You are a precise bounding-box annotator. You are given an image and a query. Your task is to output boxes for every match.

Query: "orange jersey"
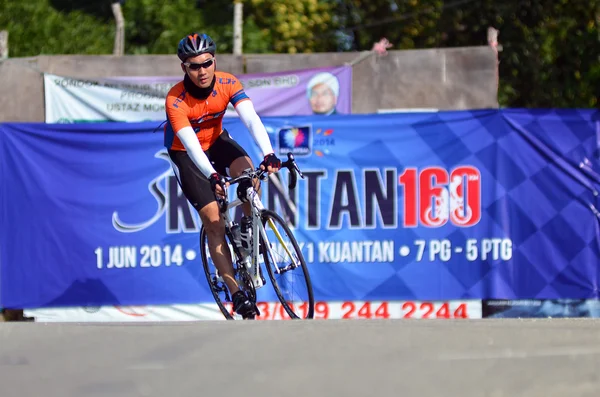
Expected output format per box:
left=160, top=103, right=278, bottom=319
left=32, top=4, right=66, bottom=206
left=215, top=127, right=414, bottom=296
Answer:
left=164, top=71, right=249, bottom=151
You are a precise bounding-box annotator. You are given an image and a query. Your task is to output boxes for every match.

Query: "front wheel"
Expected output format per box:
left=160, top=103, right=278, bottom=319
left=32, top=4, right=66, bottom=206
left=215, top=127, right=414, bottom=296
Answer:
left=200, top=226, right=234, bottom=320
left=260, top=209, right=315, bottom=319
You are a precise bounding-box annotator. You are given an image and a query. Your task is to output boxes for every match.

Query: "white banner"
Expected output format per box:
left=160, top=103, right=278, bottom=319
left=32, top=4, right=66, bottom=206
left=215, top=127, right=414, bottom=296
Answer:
left=43, top=66, right=353, bottom=123
left=24, top=300, right=482, bottom=322
left=44, top=74, right=180, bottom=123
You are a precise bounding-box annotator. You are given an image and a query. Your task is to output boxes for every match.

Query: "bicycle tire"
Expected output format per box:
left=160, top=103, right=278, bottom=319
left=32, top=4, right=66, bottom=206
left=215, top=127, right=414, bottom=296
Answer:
left=200, top=225, right=234, bottom=320
left=260, top=209, right=315, bottom=319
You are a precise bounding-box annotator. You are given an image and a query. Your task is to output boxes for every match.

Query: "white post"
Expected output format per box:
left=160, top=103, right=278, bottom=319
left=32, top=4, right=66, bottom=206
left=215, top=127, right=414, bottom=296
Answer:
left=112, top=2, right=125, bottom=56
left=597, top=5, right=599, bottom=62
left=0, top=30, right=8, bottom=59
left=487, top=27, right=501, bottom=100
left=233, top=1, right=243, bottom=55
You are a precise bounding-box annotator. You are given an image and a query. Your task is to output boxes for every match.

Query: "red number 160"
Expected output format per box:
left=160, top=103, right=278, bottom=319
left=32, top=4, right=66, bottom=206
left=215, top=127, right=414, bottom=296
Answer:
left=399, top=166, right=481, bottom=228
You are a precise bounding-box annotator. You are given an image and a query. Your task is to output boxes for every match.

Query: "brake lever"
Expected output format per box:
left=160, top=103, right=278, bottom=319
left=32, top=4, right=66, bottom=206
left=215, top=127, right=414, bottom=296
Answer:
left=216, top=187, right=229, bottom=213
left=294, top=162, right=304, bottom=179
left=285, top=152, right=304, bottom=179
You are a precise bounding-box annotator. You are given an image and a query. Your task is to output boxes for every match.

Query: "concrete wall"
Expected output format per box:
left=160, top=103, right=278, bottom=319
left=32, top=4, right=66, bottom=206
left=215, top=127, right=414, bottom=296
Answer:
left=0, top=46, right=498, bottom=122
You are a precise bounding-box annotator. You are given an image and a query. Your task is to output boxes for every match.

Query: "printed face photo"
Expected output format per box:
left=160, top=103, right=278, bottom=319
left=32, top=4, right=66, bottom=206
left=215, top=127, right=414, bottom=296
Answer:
left=309, top=83, right=337, bottom=114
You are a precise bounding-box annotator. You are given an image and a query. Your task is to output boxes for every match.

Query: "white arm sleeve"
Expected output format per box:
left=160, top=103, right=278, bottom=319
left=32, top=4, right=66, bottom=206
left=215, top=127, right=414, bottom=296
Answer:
left=176, top=126, right=217, bottom=178
left=235, top=100, right=275, bottom=157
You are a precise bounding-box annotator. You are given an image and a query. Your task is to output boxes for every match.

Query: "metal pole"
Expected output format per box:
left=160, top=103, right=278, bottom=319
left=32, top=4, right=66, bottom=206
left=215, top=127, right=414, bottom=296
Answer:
left=0, top=30, right=8, bottom=59
left=112, top=2, right=125, bottom=56
left=233, top=1, right=243, bottom=55
left=596, top=4, right=599, bottom=62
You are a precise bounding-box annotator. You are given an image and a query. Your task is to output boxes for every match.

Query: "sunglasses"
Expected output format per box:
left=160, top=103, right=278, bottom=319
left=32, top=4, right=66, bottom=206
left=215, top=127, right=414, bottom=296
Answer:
left=183, top=58, right=215, bottom=70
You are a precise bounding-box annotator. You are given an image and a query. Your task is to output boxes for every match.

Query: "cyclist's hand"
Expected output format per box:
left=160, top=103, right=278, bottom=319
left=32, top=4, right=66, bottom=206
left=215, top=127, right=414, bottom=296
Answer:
left=209, top=172, right=228, bottom=198
left=260, top=153, right=281, bottom=175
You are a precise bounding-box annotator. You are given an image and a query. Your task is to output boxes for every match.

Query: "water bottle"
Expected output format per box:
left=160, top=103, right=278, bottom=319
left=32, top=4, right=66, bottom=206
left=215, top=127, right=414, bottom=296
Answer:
left=230, top=222, right=242, bottom=248
left=240, top=215, right=252, bottom=252
left=230, top=223, right=249, bottom=262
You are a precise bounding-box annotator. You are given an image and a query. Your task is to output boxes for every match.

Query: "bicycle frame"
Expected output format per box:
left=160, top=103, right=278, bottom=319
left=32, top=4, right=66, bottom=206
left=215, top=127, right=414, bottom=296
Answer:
left=220, top=178, right=298, bottom=289
left=219, top=182, right=264, bottom=288
left=216, top=153, right=303, bottom=291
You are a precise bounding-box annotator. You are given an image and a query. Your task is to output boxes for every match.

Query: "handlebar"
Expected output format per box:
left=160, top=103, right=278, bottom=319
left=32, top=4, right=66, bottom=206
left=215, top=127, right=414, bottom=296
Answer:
left=225, top=152, right=304, bottom=190
left=216, top=152, right=304, bottom=212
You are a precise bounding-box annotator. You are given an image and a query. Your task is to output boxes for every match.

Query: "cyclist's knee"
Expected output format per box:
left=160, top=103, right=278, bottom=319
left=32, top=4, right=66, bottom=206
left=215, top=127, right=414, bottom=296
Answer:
left=236, top=178, right=255, bottom=202
left=230, top=156, right=253, bottom=177
left=204, top=219, right=225, bottom=246
left=199, top=203, right=224, bottom=237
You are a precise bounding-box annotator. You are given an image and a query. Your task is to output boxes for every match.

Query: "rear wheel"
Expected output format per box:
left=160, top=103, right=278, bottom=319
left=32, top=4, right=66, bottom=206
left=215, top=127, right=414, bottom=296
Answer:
left=260, top=209, right=314, bottom=319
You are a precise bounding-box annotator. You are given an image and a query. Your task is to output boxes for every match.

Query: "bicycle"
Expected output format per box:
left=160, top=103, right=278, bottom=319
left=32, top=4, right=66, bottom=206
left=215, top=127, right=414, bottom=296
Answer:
left=199, top=152, right=315, bottom=320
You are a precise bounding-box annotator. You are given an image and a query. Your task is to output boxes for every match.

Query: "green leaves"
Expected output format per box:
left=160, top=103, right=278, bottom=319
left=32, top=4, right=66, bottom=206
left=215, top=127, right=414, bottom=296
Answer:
left=334, top=0, right=444, bottom=51
left=243, top=0, right=338, bottom=53
left=0, top=0, right=113, bottom=56
left=436, top=0, right=599, bottom=107
left=121, top=0, right=207, bottom=54
left=1, top=0, right=597, bottom=107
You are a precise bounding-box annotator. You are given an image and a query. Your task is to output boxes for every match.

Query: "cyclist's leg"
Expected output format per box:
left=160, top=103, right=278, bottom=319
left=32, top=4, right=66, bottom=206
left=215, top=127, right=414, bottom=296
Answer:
left=198, top=202, right=241, bottom=295
left=230, top=157, right=258, bottom=217
left=167, top=148, right=240, bottom=296
left=200, top=202, right=254, bottom=316
left=207, top=129, right=261, bottom=216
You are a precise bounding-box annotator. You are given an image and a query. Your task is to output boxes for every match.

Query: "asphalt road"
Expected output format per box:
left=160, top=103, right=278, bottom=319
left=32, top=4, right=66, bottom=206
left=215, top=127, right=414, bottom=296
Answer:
left=1, top=318, right=600, bottom=397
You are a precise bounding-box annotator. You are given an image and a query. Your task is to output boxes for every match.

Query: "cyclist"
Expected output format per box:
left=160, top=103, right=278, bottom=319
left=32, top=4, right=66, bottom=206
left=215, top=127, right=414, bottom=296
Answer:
left=164, top=32, right=282, bottom=319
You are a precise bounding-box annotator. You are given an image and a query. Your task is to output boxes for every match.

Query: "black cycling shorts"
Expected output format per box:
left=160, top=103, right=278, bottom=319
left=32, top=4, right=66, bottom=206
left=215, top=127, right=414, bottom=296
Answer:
left=168, top=129, right=250, bottom=211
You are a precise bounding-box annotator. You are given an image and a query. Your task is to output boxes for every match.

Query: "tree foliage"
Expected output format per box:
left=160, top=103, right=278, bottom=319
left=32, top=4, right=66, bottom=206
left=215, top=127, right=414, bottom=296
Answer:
left=0, top=0, right=113, bottom=56
left=0, top=0, right=597, bottom=107
left=242, top=0, right=338, bottom=53
left=435, top=0, right=599, bottom=108
left=334, top=0, right=444, bottom=51
left=120, top=0, right=206, bottom=54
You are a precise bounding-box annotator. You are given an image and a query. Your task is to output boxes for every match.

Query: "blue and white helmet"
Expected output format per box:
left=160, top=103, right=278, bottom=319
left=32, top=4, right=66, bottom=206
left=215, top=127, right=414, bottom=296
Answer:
left=177, top=33, right=216, bottom=62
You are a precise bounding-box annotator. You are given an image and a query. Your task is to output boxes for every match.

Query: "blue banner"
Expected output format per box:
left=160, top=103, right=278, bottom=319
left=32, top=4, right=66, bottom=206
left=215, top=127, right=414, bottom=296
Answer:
left=1, top=109, right=599, bottom=308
